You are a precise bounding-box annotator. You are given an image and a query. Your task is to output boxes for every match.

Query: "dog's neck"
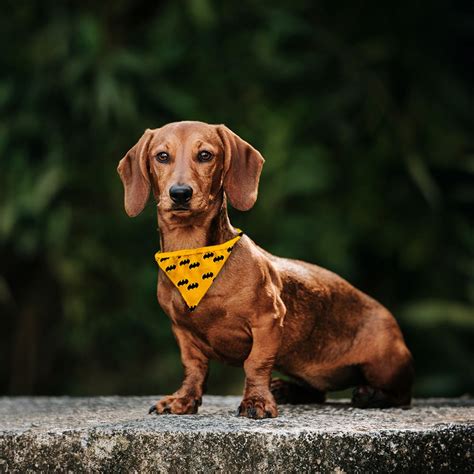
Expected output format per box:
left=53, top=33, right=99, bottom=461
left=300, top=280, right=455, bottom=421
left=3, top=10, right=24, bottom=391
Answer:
left=157, top=195, right=237, bottom=252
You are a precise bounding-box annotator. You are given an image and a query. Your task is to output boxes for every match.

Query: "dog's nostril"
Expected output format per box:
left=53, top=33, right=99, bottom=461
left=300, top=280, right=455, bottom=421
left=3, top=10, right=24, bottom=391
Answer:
left=169, top=184, right=193, bottom=204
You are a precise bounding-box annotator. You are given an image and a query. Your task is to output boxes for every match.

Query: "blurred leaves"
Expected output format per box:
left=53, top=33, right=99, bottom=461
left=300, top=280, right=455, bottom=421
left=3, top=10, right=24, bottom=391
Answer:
left=0, top=0, right=473, bottom=397
left=401, top=300, right=474, bottom=328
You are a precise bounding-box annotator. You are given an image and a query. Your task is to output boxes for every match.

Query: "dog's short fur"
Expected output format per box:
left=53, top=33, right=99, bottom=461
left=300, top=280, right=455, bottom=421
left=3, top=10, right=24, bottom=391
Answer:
left=118, top=121, right=414, bottom=419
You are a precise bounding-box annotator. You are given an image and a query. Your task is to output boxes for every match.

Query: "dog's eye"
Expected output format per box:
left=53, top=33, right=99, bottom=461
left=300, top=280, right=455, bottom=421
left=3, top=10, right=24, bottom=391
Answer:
left=198, top=150, right=213, bottom=162
left=156, top=152, right=170, bottom=163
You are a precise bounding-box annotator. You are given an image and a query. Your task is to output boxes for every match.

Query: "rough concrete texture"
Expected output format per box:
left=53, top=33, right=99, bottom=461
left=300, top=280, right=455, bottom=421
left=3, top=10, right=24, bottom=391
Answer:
left=0, top=396, right=472, bottom=473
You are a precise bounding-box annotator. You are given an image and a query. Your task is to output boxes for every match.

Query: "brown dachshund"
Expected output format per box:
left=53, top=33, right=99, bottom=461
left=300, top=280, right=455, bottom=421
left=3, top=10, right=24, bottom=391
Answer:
left=118, top=121, right=413, bottom=419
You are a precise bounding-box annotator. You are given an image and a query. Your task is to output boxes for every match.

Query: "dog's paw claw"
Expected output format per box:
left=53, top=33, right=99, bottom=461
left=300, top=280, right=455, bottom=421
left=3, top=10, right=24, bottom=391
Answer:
left=247, top=407, right=257, bottom=419
left=150, top=395, right=201, bottom=415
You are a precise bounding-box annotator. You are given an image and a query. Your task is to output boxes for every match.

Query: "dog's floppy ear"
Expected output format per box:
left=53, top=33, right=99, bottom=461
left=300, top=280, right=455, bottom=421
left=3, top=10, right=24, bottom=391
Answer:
left=117, top=129, right=153, bottom=217
left=217, top=125, right=265, bottom=211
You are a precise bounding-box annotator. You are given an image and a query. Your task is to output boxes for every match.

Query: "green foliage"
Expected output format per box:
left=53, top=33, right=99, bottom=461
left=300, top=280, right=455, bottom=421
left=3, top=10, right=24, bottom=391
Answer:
left=0, top=0, right=472, bottom=396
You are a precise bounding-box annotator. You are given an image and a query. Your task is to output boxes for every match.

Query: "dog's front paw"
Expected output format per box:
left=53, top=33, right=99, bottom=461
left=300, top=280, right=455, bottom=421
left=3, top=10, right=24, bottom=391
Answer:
left=148, top=395, right=201, bottom=415
left=238, top=394, right=278, bottom=419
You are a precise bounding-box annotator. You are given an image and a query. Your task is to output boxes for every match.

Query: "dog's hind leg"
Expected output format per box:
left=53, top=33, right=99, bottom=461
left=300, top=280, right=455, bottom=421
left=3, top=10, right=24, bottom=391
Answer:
left=270, top=378, right=326, bottom=405
left=352, top=341, right=414, bottom=408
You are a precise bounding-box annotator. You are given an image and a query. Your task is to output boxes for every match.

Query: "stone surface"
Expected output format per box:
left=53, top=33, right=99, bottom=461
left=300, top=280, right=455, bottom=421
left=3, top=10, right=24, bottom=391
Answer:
left=0, top=396, right=472, bottom=472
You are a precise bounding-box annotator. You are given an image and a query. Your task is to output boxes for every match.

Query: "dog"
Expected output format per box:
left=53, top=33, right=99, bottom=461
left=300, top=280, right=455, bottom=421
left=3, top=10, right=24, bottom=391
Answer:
left=117, top=121, right=414, bottom=419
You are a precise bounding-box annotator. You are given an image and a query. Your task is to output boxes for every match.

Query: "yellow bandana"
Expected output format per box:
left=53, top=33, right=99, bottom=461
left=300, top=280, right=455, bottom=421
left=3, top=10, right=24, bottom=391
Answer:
left=155, top=231, right=243, bottom=311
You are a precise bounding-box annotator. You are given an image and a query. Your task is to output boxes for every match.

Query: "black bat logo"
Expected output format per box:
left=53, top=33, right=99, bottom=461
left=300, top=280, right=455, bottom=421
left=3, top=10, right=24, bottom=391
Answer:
left=165, top=265, right=176, bottom=272
left=227, top=246, right=234, bottom=252
left=202, top=272, right=214, bottom=280
left=203, top=252, right=214, bottom=259
left=177, top=279, right=189, bottom=286
left=213, top=255, right=224, bottom=262
left=160, top=257, right=169, bottom=262
left=187, top=282, right=199, bottom=290
left=188, top=305, right=197, bottom=312
left=180, top=259, right=190, bottom=266
left=189, top=262, right=200, bottom=269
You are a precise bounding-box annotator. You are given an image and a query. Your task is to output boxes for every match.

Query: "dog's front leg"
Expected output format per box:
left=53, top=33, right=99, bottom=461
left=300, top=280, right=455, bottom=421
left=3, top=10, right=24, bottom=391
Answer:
left=238, top=318, right=282, bottom=419
left=149, top=325, right=208, bottom=415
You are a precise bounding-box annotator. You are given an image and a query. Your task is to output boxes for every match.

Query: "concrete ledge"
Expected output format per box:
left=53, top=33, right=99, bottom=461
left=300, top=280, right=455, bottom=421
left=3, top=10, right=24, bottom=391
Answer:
left=0, top=396, right=472, bottom=473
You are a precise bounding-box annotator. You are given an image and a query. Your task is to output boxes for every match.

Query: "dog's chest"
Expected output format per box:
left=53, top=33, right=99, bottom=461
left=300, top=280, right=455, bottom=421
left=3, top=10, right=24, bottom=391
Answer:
left=157, top=252, right=258, bottom=363
left=193, top=314, right=252, bottom=363
left=167, top=292, right=253, bottom=364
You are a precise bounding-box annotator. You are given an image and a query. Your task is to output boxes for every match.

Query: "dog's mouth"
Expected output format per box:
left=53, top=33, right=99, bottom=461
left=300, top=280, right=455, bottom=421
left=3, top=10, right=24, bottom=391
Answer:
left=170, top=205, right=192, bottom=213
left=162, top=198, right=208, bottom=215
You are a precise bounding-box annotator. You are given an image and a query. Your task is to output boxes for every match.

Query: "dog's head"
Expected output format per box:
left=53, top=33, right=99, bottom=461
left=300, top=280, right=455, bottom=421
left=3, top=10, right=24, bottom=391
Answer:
left=117, top=121, right=265, bottom=218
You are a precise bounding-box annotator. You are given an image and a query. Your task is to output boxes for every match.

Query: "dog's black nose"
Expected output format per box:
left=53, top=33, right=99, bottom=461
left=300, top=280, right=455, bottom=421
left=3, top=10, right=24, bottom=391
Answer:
left=169, top=184, right=193, bottom=204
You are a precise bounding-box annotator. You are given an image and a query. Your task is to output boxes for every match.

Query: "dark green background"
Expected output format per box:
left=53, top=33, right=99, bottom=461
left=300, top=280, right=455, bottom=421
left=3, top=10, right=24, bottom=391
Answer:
left=1, top=0, right=473, bottom=397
